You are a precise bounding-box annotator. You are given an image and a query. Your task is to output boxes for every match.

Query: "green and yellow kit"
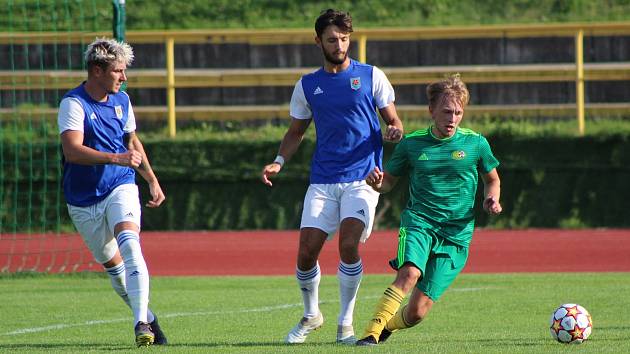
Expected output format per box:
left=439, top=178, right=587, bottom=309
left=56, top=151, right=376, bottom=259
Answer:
left=386, top=126, right=499, bottom=300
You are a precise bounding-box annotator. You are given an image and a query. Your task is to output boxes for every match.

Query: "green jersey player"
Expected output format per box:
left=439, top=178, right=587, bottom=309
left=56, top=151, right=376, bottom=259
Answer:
left=357, top=74, right=502, bottom=346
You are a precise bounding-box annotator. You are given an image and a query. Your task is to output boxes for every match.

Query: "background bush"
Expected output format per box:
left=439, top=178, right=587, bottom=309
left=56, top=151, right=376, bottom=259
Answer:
left=4, top=132, right=630, bottom=231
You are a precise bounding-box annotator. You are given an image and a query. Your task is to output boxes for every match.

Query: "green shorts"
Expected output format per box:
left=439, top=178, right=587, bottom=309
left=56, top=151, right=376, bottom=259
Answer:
left=389, top=226, right=469, bottom=301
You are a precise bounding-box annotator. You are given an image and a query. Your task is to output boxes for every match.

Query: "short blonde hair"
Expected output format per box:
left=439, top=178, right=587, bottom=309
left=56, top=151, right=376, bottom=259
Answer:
left=84, top=37, right=134, bottom=70
left=426, top=73, right=470, bottom=109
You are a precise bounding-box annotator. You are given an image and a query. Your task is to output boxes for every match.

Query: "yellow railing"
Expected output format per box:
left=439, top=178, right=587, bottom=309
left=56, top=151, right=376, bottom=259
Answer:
left=2, top=21, right=630, bottom=136
left=4, top=63, right=628, bottom=89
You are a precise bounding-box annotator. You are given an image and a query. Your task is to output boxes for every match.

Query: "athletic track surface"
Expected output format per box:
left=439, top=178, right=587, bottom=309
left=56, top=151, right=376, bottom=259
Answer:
left=3, top=230, right=629, bottom=275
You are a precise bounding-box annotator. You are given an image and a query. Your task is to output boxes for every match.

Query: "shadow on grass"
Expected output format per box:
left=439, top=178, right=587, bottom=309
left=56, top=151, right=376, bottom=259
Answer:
left=0, top=343, right=131, bottom=351
left=460, top=338, right=543, bottom=347
left=0, top=341, right=353, bottom=350
left=164, top=341, right=341, bottom=348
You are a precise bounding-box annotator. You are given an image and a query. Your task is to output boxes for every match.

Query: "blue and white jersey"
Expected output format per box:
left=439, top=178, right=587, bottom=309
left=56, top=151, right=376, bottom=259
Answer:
left=57, top=83, right=136, bottom=207
left=290, top=59, right=395, bottom=184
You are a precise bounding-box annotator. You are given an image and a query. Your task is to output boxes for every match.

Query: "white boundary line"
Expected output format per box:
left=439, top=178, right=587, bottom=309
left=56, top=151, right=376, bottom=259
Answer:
left=2, top=288, right=490, bottom=336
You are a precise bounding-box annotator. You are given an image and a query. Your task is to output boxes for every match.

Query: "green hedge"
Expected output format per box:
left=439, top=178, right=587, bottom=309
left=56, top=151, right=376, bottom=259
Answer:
left=3, top=134, right=630, bottom=232
left=140, top=134, right=630, bottom=230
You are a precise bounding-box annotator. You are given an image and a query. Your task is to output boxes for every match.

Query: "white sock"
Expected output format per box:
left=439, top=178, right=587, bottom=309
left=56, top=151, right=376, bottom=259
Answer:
left=296, top=263, right=321, bottom=318
left=117, top=230, right=150, bottom=325
left=105, top=262, right=155, bottom=323
left=337, top=259, right=363, bottom=326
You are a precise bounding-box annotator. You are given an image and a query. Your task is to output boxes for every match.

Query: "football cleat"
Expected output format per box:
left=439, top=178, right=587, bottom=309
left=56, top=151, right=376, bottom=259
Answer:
left=336, top=325, right=356, bottom=344
left=284, top=312, right=324, bottom=344
left=150, top=316, right=168, bottom=345
left=379, top=328, right=393, bottom=343
left=355, top=335, right=378, bottom=346
left=134, top=321, right=154, bottom=347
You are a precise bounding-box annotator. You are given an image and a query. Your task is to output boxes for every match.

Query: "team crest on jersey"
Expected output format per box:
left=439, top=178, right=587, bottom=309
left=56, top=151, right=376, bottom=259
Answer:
left=114, top=105, right=123, bottom=119
left=350, top=77, right=361, bottom=90
left=451, top=150, right=466, bottom=160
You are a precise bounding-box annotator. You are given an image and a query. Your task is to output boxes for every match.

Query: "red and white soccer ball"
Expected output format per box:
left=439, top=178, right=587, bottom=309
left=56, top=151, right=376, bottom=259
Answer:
left=549, top=303, right=592, bottom=344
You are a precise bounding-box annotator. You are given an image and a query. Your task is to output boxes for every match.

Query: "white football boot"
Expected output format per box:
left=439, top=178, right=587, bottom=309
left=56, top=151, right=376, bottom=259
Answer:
left=284, top=312, right=324, bottom=344
left=336, top=324, right=356, bottom=344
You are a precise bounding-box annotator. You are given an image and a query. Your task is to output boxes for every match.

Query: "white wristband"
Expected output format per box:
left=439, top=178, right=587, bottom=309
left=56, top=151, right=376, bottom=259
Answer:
left=273, top=155, right=285, bottom=167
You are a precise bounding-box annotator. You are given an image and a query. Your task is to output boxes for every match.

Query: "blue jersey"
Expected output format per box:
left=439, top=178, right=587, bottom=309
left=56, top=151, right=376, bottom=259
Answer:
left=59, top=84, right=136, bottom=207
left=296, top=59, right=390, bottom=184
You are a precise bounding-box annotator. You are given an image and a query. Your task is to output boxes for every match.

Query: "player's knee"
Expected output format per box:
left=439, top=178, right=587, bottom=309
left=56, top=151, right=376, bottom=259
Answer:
left=113, top=221, right=139, bottom=236
left=297, top=244, right=324, bottom=265
left=395, top=265, right=421, bottom=290
left=338, top=241, right=359, bottom=262
left=407, top=297, right=433, bottom=325
left=116, top=230, right=144, bottom=264
left=406, top=304, right=430, bottom=326
left=339, top=216, right=365, bottom=233
left=406, top=311, right=425, bottom=327
left=297, top=250, right=319, bottom=270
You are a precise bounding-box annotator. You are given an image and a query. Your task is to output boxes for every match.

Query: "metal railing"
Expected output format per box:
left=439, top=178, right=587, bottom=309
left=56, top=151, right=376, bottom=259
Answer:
left=2, top=21, right=630, bottom=136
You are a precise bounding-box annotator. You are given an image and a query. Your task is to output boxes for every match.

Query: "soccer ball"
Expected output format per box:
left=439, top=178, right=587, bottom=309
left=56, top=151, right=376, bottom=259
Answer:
left=549, top=303, right=592, bottom=344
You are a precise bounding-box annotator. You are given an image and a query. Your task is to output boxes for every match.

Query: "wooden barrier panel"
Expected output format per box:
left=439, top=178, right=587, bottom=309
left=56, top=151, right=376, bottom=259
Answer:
left=4, top=102, right=629, bottom=121
left=2, top=62, right=630, bottom=90
left=2, top=22, right=630, bottom=133
left=3, top=22, right=630, bottom=45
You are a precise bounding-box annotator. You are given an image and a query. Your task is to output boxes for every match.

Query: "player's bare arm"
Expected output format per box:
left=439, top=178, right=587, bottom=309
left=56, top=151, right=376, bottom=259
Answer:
left=126, top=132, right=165, bottom=208
left=481, top=168, right=502, bottom=215
left=261, top=118, right=311, bottom=187
left=366, top=166, right=399, bottom=193
left=378, top=103, right=403, bottom=142
left=60, top=130, right=142, bottom=167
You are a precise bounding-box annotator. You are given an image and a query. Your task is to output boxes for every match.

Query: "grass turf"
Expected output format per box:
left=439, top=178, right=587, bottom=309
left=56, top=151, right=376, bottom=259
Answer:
left=0, top=273, right=628, bottom=353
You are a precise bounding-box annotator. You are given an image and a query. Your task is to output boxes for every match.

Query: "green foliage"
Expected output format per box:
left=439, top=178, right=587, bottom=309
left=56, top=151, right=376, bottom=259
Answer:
left=1, top=0, right=630, bottom=32
left=3, top=132, right=630, bottom=231
left=138, top=133, right=630, bottom=230
left=0, top=273, right=629, bottom=352
left=138, top=117, right=630, bottom=142
left=0, top=0, right=107, bottom=32
left=123, top=0, right=630, bottom=29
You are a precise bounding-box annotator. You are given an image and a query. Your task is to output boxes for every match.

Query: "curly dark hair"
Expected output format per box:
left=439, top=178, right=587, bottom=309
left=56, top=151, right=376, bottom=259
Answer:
left=315, top=9, right=353, bottom=38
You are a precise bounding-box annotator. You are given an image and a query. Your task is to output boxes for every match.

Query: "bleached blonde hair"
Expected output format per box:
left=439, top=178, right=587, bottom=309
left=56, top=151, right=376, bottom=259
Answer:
left=84, top=37, right=134, bottom=71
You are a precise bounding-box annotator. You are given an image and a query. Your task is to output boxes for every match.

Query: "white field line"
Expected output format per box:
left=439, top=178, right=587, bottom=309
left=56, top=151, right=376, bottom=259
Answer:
left=2, top=287, right=490, bottom=336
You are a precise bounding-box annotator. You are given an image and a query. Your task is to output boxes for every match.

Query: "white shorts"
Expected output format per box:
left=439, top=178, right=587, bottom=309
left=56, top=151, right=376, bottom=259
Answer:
left=67, top=184, right=142, bottom=264
left=300, top=181, right=380, bottom=242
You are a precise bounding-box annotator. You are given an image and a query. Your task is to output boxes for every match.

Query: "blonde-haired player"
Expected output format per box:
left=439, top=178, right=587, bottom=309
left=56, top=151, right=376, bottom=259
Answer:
left=58, top=38, right=166, bottom=347
left=357, top=74, right=502, bottom=345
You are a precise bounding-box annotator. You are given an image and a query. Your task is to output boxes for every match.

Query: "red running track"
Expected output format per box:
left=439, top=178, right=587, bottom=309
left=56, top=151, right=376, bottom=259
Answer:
left=2, top=229, right=629, bottom=275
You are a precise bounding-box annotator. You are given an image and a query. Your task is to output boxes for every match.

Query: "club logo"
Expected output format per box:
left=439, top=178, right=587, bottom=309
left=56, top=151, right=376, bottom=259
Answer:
left=451, top=150, right=466, bottom=160
left=115, top=105, right=123, bottom=119
left=350, top=77, right=361, bottom=90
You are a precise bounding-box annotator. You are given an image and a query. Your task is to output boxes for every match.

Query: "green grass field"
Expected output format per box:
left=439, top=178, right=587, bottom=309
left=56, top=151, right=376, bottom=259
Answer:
left=1, top=273, right=628, bottom=353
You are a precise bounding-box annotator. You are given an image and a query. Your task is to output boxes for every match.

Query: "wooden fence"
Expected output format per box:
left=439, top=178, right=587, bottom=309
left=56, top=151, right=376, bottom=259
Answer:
left=2, top=21, right=630, bottom=136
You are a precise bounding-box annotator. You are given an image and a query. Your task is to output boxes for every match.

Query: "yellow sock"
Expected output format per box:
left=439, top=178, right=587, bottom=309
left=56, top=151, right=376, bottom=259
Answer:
left=362, top=285, right=405, bottom=341
left=385, top=304, right=414, bottom=331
